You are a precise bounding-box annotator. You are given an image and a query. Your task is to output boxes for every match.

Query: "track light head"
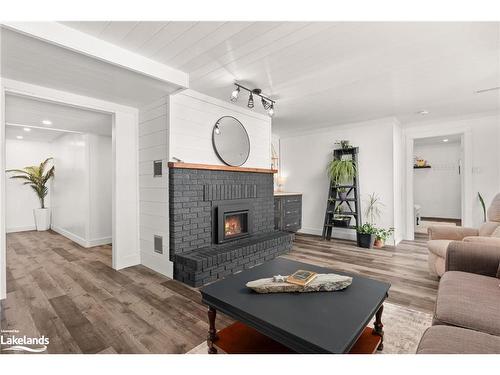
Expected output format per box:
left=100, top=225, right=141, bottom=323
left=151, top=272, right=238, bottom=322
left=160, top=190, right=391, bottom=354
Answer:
left=261, top=98, right=271, bottom=110
left=267, top=103, right=274, bottom=117
left=247, top=93, right=254, bottom=108
left=230, top=86, right=240, bottom=102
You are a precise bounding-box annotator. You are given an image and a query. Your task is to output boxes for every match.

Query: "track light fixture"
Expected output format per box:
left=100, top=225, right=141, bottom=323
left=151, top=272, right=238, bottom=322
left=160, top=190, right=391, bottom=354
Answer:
left=230, top=86, right=240, bottom=102
left=230, top=83, right=276, bottom=117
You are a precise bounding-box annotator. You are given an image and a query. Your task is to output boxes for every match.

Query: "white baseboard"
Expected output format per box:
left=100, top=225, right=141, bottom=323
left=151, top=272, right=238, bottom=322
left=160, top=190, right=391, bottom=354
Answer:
left=299, top=226, right=357, bottom=241
left=114, top=252, right=141, bottom=270
left=6, top=225, right=36, bottom=233
left=140, top=250, right=173, bottom=278
left=52, top=226, right=112, bottom=248
left=52, top=226, right=88, bottom=247
left=87, top=237, right=112, bottom=247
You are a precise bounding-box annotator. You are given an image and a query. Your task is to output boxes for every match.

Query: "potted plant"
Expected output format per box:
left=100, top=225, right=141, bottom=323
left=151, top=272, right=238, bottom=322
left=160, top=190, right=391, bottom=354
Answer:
left=334, top=140, right=352, bottom=150
left=356, top=193, right=385, bottom=249
left=6, top=158, right=55, bottom=231
left=356, top=223, right=377, bottom=248
left=337, top=188, right=349, bottom=201
left=374, top=227, right=394, bottom=248
left=331, top=205, right=352, bottom=228
left=326, top=158, right=356, bottom=188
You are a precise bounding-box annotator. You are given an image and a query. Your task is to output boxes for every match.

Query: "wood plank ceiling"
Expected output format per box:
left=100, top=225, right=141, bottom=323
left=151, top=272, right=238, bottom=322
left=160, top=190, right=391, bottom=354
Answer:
left=61, top=22, right=500, bottom=134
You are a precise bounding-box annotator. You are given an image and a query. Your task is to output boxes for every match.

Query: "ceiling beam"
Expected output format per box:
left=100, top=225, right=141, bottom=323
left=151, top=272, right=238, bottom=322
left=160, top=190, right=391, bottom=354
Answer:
left=1, top=22, right=189, bottom=89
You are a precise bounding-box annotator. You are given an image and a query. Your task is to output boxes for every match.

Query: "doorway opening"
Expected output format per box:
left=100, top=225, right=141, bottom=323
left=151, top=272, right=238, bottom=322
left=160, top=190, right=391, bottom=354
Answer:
left=5, top=93, right=113, bottom=264
left=412, top=134, right=464, bottom=238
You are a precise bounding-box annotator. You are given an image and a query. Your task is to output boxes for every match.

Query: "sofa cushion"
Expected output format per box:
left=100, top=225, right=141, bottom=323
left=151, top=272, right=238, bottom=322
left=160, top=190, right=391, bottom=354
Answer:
left=417, top=326, right=500, bottom=354
left=434, top=271, right=500, bottom=336
left=492, top=226, right=500, bottom=238
left=427, top=240, right=452, bottom=258
left=478, top=222, right=500, bottom=236
left=487, top=193, right=500, bottom=222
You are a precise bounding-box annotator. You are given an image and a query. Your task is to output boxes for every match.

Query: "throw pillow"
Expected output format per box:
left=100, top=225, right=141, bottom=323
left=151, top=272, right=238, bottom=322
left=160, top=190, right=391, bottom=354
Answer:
left=491, top=226, right=500, bottom=238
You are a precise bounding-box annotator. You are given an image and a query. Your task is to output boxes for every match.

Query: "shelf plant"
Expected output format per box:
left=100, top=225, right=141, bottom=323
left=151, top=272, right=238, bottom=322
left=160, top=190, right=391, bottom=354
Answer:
left=331, top=204, right=352, bottom=228
left=6, top=157, right=55, bottom=231
left=327, top=158, right=356, bottom=188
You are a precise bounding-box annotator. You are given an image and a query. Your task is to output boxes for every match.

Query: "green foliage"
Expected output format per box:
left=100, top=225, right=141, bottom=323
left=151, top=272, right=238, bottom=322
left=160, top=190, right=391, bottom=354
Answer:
left=356, top=223, right=378, bottom=235
left=376, top=227, right=394, bottom=241
left=326, top=159, right=356, bottom=185
left=6, top=158, right=55, bottom=209
left=478, top=192, right=486, bottom=222
left=365, top=193, right=384, bottom=224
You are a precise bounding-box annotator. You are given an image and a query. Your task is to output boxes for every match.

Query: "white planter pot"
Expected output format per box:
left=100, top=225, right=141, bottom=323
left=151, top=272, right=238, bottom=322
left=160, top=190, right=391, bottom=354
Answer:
left=33, top=208, right=51, bottom=231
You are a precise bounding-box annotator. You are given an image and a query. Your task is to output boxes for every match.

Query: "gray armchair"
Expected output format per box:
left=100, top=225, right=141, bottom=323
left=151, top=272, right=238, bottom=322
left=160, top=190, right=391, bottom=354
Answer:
left=427, top=193, right=500, bottom=276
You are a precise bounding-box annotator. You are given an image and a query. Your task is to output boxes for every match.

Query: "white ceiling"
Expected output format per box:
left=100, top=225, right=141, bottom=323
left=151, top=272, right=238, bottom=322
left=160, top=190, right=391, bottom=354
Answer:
left=60, top=21, right=500, bottom=135
left=0, top=28, right=182, bottom=107
left=414, top=134, right=462, bottom=146
left=5, top=94, right=112, bottom=141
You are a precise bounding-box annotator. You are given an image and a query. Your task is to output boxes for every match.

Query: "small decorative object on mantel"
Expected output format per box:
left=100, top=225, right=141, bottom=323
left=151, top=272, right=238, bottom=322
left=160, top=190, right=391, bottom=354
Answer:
left=246, top=273, right=352, bottom=294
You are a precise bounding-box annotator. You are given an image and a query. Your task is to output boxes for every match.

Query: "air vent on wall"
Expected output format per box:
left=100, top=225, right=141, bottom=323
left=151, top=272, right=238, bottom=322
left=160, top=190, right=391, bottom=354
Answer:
left=154, top=235, right=163, bottom=254
left=153, top=160, right=162, bottom=177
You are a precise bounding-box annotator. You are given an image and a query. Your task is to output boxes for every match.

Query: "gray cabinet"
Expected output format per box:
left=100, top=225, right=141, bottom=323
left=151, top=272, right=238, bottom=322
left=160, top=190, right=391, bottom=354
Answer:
left=274, top=194, right=302, bottom=232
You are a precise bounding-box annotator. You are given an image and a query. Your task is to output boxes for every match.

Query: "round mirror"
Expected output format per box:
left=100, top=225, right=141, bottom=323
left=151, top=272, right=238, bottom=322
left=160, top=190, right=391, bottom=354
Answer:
left=212, top=116, right=250, bottom=166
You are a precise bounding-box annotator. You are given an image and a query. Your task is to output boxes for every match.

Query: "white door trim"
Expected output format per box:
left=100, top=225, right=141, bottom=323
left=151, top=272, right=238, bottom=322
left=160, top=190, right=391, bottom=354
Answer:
left=0, top=78, right=140, bottom=300
left=403, top=126, right=472, bottom=240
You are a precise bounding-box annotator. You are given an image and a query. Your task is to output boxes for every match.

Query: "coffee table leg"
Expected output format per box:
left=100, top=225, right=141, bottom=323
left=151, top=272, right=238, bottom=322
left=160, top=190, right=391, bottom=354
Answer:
left=207, top=306, right=218, bottom=354
left=373, top=304, right=384, bottom=351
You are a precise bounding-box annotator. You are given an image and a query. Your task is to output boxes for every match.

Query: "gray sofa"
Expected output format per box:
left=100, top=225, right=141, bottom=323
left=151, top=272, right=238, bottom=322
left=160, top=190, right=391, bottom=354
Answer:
left=417, top=241, right=500, bottom=354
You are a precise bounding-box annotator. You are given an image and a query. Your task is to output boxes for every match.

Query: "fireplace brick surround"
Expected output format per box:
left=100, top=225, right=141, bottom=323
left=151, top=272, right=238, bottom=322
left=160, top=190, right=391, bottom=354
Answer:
left=169, top=163, right=293, bottom=287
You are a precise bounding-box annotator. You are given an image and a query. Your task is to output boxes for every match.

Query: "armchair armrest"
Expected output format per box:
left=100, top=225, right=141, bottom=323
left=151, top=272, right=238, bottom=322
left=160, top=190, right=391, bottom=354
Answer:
left=428, top=225, right=478, bottom=240
left=463, top=236, right=500, bottom=246
left=445, top=241, right=500, bottom=278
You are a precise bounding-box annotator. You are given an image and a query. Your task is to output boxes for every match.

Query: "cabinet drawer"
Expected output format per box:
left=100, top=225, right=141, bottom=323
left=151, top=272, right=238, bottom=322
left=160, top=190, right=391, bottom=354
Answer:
left=284, top=195, right=302, bottom=204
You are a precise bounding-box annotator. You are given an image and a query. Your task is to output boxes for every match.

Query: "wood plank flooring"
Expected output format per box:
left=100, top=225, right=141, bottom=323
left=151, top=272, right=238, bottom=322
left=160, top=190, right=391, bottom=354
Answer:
left=0, top=230, right=437, bottom=354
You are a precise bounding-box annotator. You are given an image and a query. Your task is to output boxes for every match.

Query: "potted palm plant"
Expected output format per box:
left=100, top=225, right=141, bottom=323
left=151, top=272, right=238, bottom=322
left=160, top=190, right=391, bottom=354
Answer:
left=6, top=158, right=55, bottom=231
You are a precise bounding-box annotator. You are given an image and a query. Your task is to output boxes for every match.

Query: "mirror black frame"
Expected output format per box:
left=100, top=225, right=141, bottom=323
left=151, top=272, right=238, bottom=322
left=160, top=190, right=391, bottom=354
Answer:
left=212, top=116, right=250, bottom=167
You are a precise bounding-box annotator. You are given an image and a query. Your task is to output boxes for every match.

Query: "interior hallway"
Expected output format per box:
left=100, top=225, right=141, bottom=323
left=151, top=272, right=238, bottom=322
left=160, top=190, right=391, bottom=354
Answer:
left=0, top=231, right=437, bottom=354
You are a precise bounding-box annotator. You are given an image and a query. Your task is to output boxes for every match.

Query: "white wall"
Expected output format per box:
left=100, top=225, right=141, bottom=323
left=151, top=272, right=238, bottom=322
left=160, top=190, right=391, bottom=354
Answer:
left=169, top=89, right=272, bottom=168
left=413, top=141, right=461, bottom=219
left=404, top=113, right=500, bottom=230
left=88, top=134, right=112, bottom=244
left=279, top=117, right=400, bottom=243
left=6, top=139, right=53, bottom=232
left=52, top=133, right=88, bottom=242
left=138, top=97, right=171, bottom=277
left=392, top=122, right=404, bottom=244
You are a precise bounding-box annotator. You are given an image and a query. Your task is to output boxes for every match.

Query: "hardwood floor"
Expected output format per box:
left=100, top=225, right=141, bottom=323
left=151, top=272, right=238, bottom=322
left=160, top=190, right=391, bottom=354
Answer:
left=0, top=230, right=437, bottom=354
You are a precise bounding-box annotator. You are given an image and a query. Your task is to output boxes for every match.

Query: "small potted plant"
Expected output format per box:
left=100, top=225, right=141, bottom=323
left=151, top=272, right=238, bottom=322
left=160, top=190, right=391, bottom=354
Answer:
left=356, top=193, right=385, bottom=249
left=374, top=227, right=394, bottom=248
left=331, top=205, right=352, bottom=228
left=334, top=140, right=352, bottom=150
left=6, top=158, right=55, bottom=231
left=356, top=223, right=377, bottom=248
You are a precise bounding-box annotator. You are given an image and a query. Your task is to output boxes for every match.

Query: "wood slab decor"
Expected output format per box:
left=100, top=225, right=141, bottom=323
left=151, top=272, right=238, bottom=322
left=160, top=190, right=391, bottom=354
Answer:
left=168, top=162, right=277, bottom=174
left=246, top=274, right=353, bottom=293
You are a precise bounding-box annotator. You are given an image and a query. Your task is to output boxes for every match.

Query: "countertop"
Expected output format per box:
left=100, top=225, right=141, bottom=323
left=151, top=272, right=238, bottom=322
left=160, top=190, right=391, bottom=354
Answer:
left=273, top=191, right=302, bottom=196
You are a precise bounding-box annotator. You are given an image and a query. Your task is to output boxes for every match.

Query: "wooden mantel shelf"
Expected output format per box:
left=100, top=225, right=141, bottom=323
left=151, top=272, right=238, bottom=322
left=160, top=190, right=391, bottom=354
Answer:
left=168, top=162, right=278, bottom=174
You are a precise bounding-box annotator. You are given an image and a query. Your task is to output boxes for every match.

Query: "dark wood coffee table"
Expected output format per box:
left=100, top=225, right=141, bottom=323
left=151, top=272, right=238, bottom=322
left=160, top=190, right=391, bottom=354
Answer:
left=201, top=258, right=390, bottom=354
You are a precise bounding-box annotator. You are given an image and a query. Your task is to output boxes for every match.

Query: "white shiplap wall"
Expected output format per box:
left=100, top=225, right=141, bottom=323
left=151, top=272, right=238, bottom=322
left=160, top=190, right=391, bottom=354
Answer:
left=138, top=97, right=172, bottom=277
left=169, top=89, right=272, bottom=168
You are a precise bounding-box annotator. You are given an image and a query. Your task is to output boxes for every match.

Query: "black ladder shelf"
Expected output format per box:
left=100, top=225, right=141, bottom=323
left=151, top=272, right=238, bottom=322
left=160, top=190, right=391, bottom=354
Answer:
left=322, top=147, right=361, bottom=240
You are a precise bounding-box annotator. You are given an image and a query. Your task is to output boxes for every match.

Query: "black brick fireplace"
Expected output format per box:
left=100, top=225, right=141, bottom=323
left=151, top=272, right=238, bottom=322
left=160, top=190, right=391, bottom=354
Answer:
left=169, top=163, right=293, bottom=287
